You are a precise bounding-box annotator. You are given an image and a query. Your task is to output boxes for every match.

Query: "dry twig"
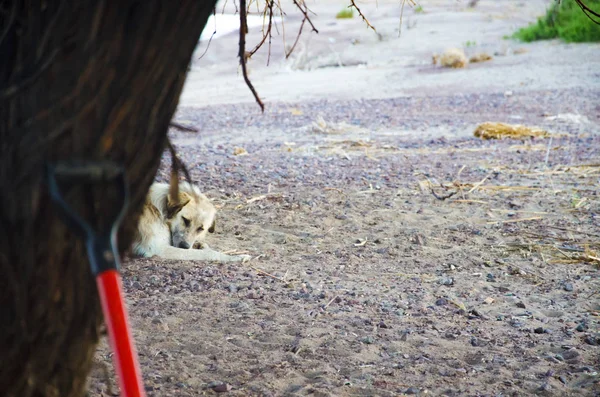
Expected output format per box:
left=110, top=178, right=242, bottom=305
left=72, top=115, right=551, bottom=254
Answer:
left=239, top=0, right=265, bottom=111
left=169, top=121, right=199, bottom=133
left=349, top=0, right=376, bottom=32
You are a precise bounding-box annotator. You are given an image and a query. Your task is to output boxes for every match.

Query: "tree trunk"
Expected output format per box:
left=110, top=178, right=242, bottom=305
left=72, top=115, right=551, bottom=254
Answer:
left=0, top=1, right=217, bottom=396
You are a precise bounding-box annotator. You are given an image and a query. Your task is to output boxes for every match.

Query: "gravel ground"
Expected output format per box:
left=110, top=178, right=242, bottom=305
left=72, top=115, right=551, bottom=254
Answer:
left=88, top=0, right=599, bottom=396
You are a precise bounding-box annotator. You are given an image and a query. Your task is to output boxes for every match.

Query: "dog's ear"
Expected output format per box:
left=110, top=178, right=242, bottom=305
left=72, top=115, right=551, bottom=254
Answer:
left=208, top=216, right=216, bottom=233
left=166, top=191, right=191, bottom=219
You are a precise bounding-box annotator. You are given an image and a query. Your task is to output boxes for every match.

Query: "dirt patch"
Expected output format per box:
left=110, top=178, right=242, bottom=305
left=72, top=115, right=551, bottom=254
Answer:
left=89, top=91, right=599, bottom=396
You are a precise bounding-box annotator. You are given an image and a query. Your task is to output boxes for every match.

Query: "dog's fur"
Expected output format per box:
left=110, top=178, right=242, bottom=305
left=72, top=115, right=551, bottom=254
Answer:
left=132, top=182, right=250, bottom=262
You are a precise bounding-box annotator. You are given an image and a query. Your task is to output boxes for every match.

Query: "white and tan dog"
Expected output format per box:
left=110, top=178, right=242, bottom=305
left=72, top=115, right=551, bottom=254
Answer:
left=132, top=182, right=250, bottom=262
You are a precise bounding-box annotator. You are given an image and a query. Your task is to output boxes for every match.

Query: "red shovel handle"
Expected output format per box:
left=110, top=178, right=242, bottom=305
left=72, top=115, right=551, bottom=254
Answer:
left=96, top=270, right=146, bottom=397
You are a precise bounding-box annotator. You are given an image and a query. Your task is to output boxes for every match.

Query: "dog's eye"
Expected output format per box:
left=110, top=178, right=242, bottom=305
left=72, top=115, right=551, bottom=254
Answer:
left=197, top=226, right=204, bottom=232
left=182, top=217, right=191, bottom=227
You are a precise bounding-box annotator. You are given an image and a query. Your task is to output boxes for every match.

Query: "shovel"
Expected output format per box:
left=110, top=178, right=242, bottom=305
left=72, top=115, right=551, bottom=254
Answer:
left=46, top=160, right=146, bottom=397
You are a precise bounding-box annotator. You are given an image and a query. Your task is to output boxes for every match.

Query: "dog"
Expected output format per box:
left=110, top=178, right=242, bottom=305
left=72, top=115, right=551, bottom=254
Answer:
left=132, top=182, right=250, bottom=262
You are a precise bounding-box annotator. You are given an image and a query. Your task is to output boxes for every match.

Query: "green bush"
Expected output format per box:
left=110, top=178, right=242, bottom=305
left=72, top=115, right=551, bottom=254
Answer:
left=513, top=0, right=600, bottom=42
left=336, top=8, right=354, bottom=19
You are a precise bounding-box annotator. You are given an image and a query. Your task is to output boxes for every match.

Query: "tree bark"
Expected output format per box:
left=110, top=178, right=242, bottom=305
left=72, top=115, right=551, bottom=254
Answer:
left=0, top=1, right=217, bottom=396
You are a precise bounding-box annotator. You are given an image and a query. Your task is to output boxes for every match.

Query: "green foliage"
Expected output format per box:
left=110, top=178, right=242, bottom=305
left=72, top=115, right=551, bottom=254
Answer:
left=464, top=40, right=477, bottom=47
left=336, top=7, right=354, bottom=19
left=513, top=0, right=600, bottom=43
left=414, top=5, right=424, bottom=13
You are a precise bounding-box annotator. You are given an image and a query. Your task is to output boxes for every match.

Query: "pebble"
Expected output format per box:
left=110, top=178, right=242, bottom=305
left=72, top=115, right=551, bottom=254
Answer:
left=405, top=387, right=420, bottom=395
left=563, top=282, right=574, bottom=292
left=378, top=321, right=391, bottom=329
left=213, top=383, right=232, bottom=393
left=575, top=323, right=588, bottom=332
left=558, top=375, right=567, bottom=385
left=584, top=335, right=598, bottom=346
left=561, top=349, right=580, bottom=362
left=438, top=277, right=454, bottom=286
left=208, top=381, right=232, bottom=393
left=362, top=336, right=375, bottom=344
left=510, top=318, right=524, bottom=328
left=516, top=301, right=526, bottom=309
left=537, top=383, right=551, bottom=392
left=228, top=283, right=238, bottom=293
left=435, top=298, right=448, bottom=306
left=131, top=281, right=143, bottom=290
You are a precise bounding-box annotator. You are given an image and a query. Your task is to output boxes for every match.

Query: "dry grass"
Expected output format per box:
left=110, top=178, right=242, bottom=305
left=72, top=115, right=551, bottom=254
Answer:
left=309, top=116, right=368, bottom=135
left=433, top=48, right=468, bottom=68
left=474, top=122, right=550, bottom=140
left=233, top=147, right=249, bottom=156
left=469, top=53, right=493, bottom=63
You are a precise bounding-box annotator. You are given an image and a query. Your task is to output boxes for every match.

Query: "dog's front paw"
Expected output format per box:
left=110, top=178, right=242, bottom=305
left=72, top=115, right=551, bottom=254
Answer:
left=193, top=241, right=207, bottom=250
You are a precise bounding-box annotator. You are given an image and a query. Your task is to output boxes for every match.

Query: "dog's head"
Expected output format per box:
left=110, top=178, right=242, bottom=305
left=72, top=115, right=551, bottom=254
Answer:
left=165, top=189, right=216, bottom=250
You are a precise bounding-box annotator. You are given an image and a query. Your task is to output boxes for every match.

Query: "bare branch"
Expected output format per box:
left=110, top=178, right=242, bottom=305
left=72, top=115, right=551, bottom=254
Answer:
left=169, top=122, right=199, bottom=133
left=166, top=139, right=194, bottom=203
left=285, top=17, right=306, bottom=59
left=292, top=0, right=319, bottom=33
left=239, top=0, right=265, bottom=111
left=574, top=0, right=600, bottom=25
left=198, top=7, right=217, bottom=60
left=248, top=0, right=274, bottom=58
left=430, top=183, right=459, bottom=201
left=349, top=0, right=376, bottom=32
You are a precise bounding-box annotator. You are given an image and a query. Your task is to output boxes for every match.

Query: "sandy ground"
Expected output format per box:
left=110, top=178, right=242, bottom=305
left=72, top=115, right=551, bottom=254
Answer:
left=89, top=1, right=600, bottom=396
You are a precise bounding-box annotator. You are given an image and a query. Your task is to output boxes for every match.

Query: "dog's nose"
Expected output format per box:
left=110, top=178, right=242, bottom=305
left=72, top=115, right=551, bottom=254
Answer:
left=178, top=241, right=190, bottom=249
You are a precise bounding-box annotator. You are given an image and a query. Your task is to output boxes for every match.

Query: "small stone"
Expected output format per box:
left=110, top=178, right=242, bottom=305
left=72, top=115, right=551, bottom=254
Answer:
left=483, top=297, right=495, bottom=305
left=584, top=335, right=598, bottom=346
left=438, top=277, right=454, bottom=286
left=212, top=383, right=232, bottom=393
left=228, top=284, right=238, bottom=293
left=362, top=336, right=375, bottom=344
left=508, top=200, right=523, bottom=209
left=468, top=309, right=483, bottom=319
left=575, top=323, right=588, bottom=332
left=132, top=281, right=143, bottom=290
left=563, top=282, right=574, bottom=292
left=534, top=327, right=545, bottom=334
left=561, top=349, right=580, bottom=362
left=435, top=298, right=448, bottom=306
left=538, top=383, right=551, bottom=392
left=405, top=386, right=420, bottom=395
left=516, top=301, right=526, bottom=309
left=378, top=321, right=391, bottom=329
left=510, top=318, right=523, bottom=328
left=558, top=375, right=567, bottom=385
